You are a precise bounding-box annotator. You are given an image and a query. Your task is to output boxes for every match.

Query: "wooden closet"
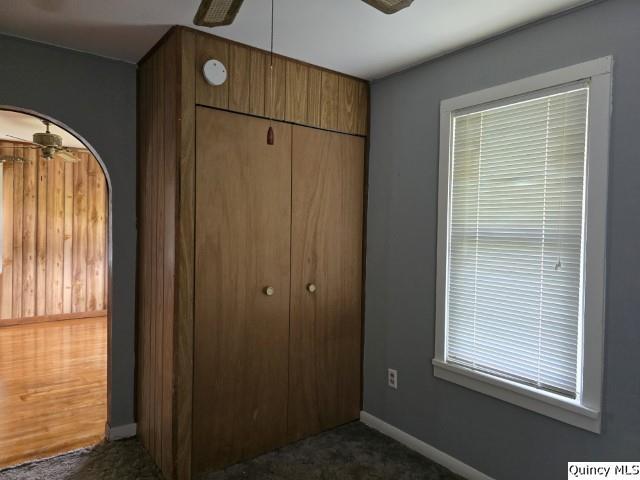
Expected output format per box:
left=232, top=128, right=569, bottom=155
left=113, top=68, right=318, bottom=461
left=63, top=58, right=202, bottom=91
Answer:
left=137, top=27, right=368, bottom=480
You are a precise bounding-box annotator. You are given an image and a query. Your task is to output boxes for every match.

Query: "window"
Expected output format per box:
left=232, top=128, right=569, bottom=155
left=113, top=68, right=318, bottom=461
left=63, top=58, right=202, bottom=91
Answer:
left=434, top=57, right=612, bottom=433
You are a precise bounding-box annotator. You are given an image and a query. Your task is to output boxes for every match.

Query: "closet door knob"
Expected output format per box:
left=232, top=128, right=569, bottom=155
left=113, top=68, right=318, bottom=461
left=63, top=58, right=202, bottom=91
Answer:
left=264, top=286, right=275, bottom=296
left=306, top=283, right=317, bottom=293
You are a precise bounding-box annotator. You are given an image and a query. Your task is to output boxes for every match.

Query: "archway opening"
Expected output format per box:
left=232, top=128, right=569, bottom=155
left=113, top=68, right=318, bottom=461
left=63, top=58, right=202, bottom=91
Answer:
left=0, top=108, right=111, bottom=469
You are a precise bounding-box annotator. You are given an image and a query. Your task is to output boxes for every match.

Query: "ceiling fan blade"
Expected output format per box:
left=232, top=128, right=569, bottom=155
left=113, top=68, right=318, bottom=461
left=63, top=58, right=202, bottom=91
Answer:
left=194, top=0, right=245, bottom=27
left=362, top=0, right=414, bottom=14
left=0, top=154, right=25, bottom=164
left=5, top=134, right=39, bottom=145
left=57, top=151, right=80, bottom=163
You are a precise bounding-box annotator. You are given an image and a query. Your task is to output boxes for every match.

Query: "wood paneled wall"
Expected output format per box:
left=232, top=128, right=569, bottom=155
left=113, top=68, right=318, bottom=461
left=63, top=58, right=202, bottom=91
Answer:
left=0, top=141, right=108, bottom=322
left=137, top=30, right=179, bottom=480
left=194, top=31, right=369, bottom=136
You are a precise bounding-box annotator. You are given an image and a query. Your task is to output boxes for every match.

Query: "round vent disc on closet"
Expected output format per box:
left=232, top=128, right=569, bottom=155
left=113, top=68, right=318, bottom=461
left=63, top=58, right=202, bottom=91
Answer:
left=203, top=59, right=228, bottom=86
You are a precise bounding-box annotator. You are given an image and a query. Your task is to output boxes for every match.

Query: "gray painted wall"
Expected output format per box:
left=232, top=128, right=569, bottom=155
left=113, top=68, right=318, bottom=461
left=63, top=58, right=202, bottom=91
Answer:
left=364, top=0, right=640, bottom=478
left=0, top=34, right=137, bottom=427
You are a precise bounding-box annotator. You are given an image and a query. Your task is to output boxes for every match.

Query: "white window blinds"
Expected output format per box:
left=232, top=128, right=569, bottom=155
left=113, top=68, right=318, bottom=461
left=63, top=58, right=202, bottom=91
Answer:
left=446, top=84, right=590, bottom=398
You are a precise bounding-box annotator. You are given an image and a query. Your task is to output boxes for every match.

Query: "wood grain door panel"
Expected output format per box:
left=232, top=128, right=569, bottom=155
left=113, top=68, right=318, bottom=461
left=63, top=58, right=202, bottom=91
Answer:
left=288, top=125, right=365, bottom=441
left=193, top=108, right=292, bottom=474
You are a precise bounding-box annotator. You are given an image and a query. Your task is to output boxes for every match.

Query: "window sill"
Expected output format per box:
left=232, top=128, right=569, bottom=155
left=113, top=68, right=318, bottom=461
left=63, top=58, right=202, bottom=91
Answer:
left=432, top=359, right=601, bottom=433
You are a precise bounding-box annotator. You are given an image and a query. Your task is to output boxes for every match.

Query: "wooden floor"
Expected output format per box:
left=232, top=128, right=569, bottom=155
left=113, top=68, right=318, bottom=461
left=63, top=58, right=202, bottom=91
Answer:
left=0, top=315, right=107, bottom=469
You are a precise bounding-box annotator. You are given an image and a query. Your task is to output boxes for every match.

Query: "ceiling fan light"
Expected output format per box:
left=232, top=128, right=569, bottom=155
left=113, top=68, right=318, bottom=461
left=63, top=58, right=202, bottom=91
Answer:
left=362, top=0, right=414, bottom=14
left=194, top=0, right=245, bottom=27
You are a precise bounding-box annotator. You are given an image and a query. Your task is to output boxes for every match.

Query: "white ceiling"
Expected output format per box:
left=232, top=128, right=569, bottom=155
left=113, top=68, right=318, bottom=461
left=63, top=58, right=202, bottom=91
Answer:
left=0, top=110, right=86, bottom=149
left=0, top=0, right=592, bottom=79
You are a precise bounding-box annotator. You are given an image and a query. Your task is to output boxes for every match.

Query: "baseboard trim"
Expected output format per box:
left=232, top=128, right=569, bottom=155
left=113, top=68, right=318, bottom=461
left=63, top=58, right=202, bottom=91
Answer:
left=360, top=411, right=494, bottom=480
left=106, top=423, right=137, bottom=441
left=0, top=310, right=107, bottom=328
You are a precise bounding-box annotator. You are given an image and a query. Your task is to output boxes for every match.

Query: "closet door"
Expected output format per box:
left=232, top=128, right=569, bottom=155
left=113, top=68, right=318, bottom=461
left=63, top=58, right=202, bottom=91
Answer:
left=193, top=107, right=292, bottom=473
left=288, top=125, right=365, bottom=441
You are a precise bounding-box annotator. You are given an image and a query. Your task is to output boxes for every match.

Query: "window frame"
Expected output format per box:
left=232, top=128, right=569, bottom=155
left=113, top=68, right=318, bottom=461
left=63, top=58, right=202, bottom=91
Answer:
left=433, top=57, right=612, bottom=433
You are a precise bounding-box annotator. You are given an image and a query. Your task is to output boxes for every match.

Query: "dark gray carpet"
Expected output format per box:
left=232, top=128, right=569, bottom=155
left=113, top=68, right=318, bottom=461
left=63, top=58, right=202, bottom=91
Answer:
left=0, top=423, right=465, bottom=480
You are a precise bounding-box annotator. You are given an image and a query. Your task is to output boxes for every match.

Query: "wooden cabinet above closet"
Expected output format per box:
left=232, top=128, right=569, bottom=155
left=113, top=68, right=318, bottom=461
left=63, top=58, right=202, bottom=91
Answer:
left=192, top=30, right=368, bottom=136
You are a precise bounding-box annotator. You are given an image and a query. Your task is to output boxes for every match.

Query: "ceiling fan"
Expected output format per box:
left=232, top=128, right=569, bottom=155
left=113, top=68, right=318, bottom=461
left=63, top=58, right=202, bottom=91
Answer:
left=3, top=119, right=80, bottom=163
left=194, top=0, right=414, bottom=27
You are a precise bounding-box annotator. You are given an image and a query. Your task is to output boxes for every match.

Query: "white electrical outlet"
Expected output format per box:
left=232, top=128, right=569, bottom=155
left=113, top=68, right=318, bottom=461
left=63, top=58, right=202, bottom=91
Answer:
left=388, top=368, right=398, bottom=389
